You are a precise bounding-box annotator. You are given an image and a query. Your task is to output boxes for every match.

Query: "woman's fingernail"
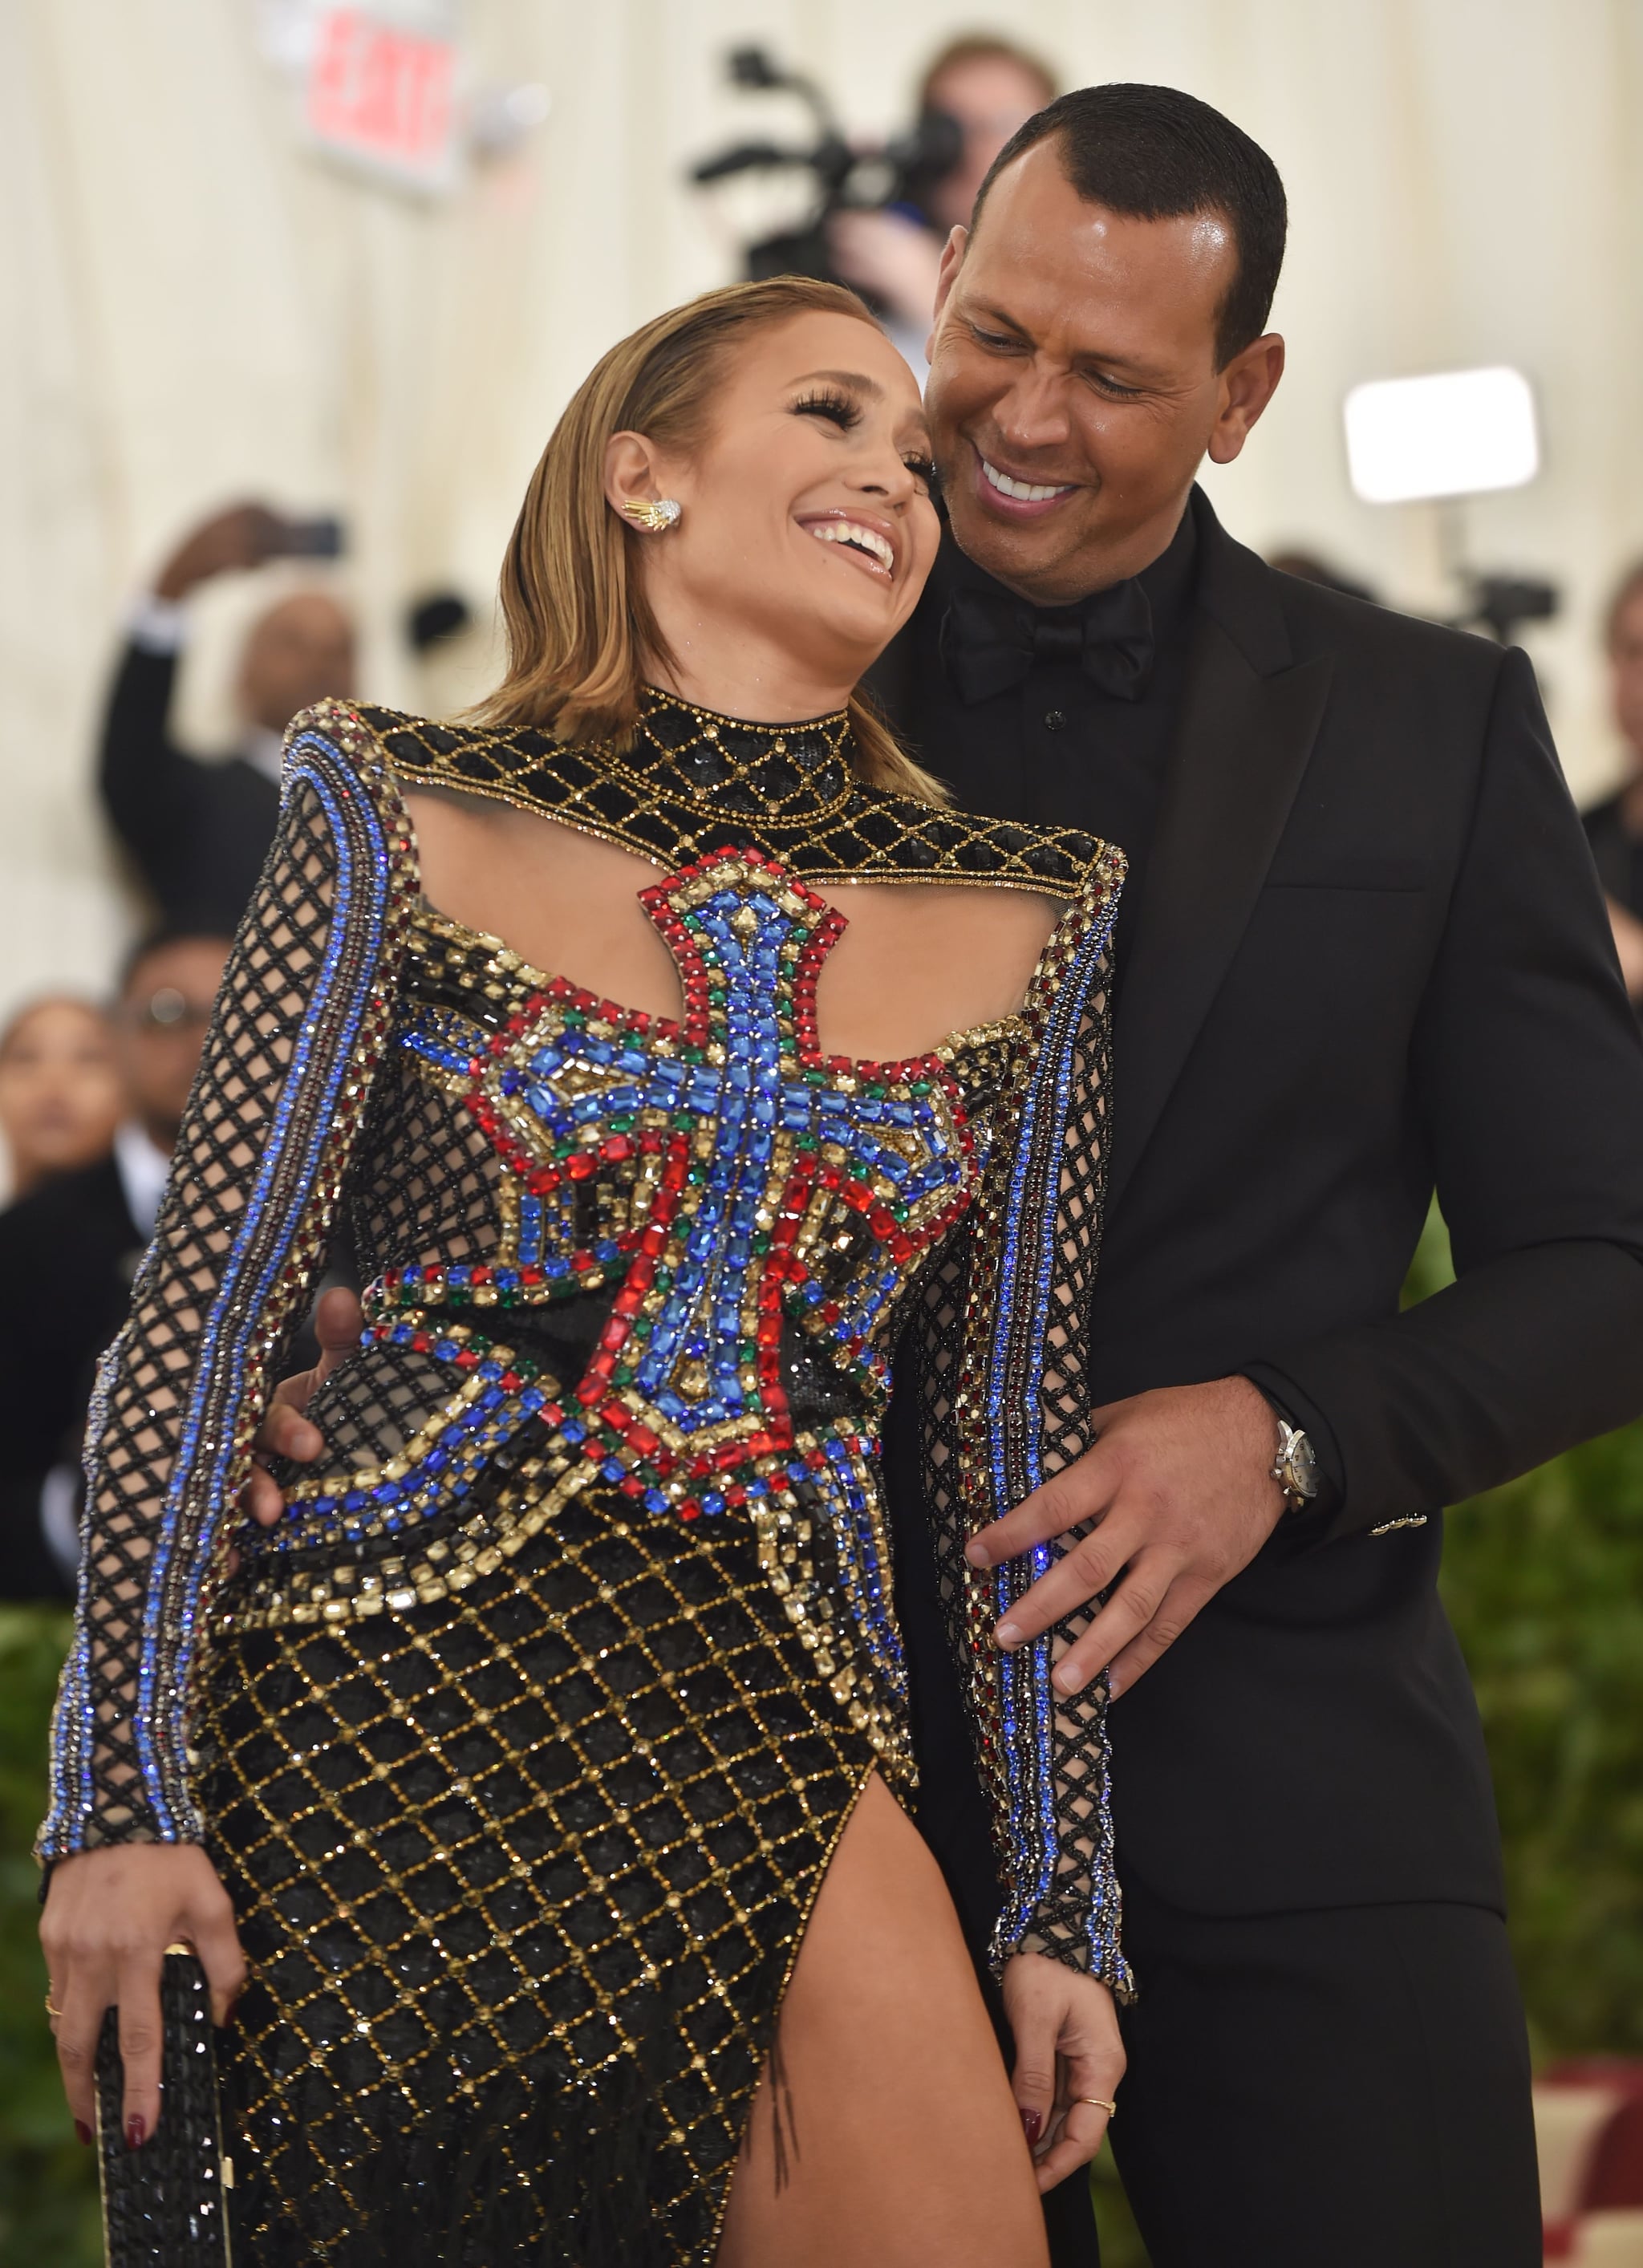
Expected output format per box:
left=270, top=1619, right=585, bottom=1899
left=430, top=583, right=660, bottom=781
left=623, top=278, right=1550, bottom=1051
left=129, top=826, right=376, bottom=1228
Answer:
left=996, top=1620, right=1021, bottom=1649
left=1020, top=2108, right=1042, bottom=2147
left=74, top=2120, right=92, bottom=2147
left=1054, top=1661, right=1083, bottom=1693
left=963, top=1541, right=987, bottom=1568
left=125, top=2116, right=146, bottom=2151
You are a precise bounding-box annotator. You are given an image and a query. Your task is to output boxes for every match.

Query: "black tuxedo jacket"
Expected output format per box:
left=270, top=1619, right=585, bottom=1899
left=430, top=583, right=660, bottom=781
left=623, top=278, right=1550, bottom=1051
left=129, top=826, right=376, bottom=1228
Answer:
left=100, top=643, right=278, bottom=930
left=877, top=489, right=1643, bottom=1917
left=0, top=1154, right=144, bottom=1599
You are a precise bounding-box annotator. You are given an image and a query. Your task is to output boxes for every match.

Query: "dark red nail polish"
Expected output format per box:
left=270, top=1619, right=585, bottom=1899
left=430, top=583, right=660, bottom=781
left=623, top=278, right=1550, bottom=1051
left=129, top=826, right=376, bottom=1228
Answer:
left=74, top=2120, right=92, bottom=2147
left=125, top=2116, right=145, bottom=2151
left=1020, top=2108, right=1042, bottom=2148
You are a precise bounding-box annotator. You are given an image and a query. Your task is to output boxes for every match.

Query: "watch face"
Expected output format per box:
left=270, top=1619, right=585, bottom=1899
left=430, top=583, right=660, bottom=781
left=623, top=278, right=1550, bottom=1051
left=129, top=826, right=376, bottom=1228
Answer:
left=1288, top=1432, right=1318, bottom=1496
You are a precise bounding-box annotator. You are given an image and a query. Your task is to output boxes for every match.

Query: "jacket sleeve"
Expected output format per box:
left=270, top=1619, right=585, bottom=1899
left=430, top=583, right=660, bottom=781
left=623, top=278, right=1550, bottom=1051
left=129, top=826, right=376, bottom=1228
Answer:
left=1247, top=647, right=1643, bottom=1540
left=918, top=845, right=1135, bottom=1995
left=39, top=702, right=416, bottom=1857
left=99, top=643, right=205, bottom=892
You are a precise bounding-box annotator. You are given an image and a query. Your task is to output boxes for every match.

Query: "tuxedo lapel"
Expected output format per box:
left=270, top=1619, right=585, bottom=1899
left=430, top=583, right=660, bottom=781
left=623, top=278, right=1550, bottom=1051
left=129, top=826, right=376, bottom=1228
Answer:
left=1107, top=514, right=1333, bottom=1213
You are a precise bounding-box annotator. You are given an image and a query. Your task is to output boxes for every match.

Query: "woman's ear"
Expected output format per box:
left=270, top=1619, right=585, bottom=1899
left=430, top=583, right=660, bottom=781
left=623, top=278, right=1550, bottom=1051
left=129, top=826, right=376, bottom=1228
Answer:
left=604, top=431, right=670, bottom=520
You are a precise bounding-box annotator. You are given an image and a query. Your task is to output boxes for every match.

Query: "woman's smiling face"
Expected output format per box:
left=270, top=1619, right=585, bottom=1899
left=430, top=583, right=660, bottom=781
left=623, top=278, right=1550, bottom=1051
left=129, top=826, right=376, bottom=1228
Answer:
left=607, top=310, right=940, bottom=698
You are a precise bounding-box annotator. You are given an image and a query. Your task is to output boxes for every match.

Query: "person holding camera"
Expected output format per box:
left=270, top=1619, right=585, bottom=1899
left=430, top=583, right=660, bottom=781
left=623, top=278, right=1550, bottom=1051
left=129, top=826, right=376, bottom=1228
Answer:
left=99, top=502, right=355, bottom=931
left=1582, top=559, right=1643, bottom=1000
left=828, top=36, right=1057, bottom=370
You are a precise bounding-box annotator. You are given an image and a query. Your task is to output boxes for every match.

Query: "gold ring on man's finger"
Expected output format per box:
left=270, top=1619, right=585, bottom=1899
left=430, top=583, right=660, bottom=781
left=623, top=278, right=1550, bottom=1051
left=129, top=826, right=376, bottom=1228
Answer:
left=1076, top=2096, right=1118, bottom=2117
left=44, top=1993, right=64, bottom=2020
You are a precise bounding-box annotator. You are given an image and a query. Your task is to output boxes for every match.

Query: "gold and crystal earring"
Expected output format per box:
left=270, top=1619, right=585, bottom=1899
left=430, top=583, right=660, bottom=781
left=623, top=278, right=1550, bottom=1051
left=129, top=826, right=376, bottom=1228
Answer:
left=619, top=497, right=682, bottom=533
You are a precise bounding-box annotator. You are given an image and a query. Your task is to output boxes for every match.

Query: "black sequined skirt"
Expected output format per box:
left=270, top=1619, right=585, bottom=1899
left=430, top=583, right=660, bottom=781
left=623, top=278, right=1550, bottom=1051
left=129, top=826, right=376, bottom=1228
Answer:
left=197, top=1483, right=882, bottom=2266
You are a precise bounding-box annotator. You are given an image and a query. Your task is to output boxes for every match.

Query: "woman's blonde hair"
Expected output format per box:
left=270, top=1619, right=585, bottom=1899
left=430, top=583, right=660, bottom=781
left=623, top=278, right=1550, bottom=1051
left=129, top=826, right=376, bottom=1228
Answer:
left=473, top=275, right=946, bottom=803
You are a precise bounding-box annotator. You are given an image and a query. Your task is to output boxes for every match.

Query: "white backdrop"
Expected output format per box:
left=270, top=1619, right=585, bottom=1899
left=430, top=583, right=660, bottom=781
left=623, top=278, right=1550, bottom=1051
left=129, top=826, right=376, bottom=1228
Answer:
left=4, top=0, right=1642, bottom=1021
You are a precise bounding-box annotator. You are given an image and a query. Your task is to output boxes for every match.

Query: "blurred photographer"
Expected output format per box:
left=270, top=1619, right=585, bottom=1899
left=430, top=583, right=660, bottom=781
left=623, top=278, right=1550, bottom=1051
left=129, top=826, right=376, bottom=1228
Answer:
left=100, top=501, right=355, bottom=932
left=829, top=36, right=1058, bottom=365
left=1583, top=560, right=1643, bottom=1003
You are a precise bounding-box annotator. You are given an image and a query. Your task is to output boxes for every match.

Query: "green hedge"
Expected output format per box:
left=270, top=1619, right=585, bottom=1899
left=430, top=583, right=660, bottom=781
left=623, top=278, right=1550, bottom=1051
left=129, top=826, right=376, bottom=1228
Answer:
left=0, top=1608, right=99, bottom=2266
left=1418, top=1213, right=1643, bottom=2062
left=5, top=1219, right=1640, bottom=2263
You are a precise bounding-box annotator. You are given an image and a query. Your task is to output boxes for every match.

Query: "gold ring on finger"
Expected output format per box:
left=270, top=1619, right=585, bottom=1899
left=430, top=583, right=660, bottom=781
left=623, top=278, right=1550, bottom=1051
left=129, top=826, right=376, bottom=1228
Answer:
left=1077, top=2096, right=1118, bottom=2117
left=44, top=1992, right=64, bottom=2019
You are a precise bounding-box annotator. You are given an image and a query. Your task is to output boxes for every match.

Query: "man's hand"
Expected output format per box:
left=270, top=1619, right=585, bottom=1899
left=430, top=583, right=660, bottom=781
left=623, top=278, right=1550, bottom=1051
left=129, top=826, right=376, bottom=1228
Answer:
left=152, top=502, right=288, bottom=603
left=241, top=1286, right=363, bottom=1530
left=964, top=1377, right=1287, bottom=1698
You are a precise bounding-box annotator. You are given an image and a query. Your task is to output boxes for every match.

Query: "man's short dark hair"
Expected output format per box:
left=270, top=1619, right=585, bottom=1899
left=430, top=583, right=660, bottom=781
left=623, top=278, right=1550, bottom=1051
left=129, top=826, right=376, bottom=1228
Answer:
left=118, top=922, right=234, bottom=1001
left=971, top=83, right=1288, bottom=367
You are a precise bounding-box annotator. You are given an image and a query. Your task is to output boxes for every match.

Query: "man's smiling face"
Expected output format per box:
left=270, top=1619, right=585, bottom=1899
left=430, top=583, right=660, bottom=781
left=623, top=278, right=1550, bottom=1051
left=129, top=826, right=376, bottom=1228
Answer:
left=924, top=137, right=1281, bottom=606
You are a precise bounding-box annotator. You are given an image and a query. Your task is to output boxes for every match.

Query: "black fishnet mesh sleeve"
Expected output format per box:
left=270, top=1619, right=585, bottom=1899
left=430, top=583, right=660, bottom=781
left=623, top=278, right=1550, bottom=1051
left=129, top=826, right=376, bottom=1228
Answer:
left=1008, top=983, right=1128, bottom=1989
left=40, top=704, right=415, bottom=1856
left=913, top=879, right=1132, bottom=1998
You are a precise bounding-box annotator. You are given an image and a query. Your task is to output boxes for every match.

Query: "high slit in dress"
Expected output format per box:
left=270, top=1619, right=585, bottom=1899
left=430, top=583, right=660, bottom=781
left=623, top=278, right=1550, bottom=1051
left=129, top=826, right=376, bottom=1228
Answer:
left=42, top=689, right=1132, bottom=2263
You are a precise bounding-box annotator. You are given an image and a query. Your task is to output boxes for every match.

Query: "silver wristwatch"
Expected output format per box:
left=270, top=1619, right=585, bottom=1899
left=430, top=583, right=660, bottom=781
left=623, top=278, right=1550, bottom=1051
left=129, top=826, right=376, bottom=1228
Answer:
left=1271, top=1417, right=1319, bottom=1512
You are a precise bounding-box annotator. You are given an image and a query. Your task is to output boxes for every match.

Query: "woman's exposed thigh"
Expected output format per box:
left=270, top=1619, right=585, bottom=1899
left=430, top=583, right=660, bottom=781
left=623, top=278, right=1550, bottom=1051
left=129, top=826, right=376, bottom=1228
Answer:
left=716, top=1773, right=1048, bottom=2268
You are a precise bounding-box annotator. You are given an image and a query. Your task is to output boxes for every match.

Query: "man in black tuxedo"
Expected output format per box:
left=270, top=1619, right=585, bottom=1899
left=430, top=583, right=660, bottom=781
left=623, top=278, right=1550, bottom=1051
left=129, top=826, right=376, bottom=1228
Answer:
left=99, top=504, right=355, bottom=932
left=874, top=83, right=1643, bottom=2268
left=0, top=930, right=230, bottom=1600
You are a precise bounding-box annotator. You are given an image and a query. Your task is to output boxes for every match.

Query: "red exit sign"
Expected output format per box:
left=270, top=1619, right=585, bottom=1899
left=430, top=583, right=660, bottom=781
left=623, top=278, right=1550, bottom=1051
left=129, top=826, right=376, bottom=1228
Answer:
left=306, top=8, right=458, bottom=189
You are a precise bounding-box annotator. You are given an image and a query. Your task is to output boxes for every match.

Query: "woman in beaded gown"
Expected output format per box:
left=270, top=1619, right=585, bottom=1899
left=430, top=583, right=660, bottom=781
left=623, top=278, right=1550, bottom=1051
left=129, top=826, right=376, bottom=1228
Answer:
left=42, top=278, right=1129, bottom=2266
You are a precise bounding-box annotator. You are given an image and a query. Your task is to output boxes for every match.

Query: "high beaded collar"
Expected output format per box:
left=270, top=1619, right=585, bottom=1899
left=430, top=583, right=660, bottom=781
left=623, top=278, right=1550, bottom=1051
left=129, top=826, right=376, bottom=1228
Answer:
left=352, top=691, right=1110, bottom=899
left=627, top=686, right=857, bottom=826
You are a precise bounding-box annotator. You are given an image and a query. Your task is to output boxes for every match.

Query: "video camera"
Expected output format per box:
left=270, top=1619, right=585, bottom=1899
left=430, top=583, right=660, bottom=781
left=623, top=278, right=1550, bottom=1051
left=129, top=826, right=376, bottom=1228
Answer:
left=690, top=45, right=961, bottom=290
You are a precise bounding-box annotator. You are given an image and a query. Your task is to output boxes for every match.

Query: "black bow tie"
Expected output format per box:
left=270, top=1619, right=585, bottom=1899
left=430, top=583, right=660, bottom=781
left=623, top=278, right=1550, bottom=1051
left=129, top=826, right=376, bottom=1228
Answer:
left=940, top=578, right=1155, bottom=707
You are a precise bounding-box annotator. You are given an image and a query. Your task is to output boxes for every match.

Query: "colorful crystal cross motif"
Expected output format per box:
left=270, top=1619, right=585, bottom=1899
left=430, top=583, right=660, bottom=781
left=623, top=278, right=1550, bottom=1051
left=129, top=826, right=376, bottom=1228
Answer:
left=427, top=847, right=976, bottom=1516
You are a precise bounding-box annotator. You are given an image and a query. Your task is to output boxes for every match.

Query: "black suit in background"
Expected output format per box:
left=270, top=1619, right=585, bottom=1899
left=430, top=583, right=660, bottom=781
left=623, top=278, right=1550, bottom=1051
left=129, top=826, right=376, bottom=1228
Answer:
left=100, top=642, right=278, bottom=930
left=0, top=1155, right=144, bottom=1601
left=1583, top=787, right=1643, bottom=923
left=874, top=487, right=1643, bottom=2266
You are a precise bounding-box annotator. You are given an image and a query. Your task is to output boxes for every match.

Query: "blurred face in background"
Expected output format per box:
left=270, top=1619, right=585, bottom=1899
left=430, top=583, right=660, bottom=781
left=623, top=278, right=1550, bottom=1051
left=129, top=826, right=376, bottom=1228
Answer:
left=612, top=310, right=939, bottom=696
left=923, top=52, right=1055, bottom=236
left=117, top=936, right=231, bottom=1154
left=0, top=997, right=120, bottom=1196
left=1610, top=578, right=1643, bottom=762
left=237, top=591, right=356, bottom=736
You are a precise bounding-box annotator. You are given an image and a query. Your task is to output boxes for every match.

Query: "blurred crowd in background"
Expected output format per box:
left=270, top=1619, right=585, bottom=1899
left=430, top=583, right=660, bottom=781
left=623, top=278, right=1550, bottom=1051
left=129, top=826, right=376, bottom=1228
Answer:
left=4, top=10, right=1643, bottom=2263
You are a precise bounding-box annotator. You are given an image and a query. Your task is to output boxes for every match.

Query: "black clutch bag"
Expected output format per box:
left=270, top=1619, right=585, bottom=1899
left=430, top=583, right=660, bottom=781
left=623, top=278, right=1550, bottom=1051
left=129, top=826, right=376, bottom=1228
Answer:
left=95, top=1945, right=233, bottom=2266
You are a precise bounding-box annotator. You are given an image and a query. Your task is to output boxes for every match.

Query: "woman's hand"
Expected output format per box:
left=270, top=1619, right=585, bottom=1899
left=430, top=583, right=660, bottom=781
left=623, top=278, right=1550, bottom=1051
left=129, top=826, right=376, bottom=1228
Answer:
left=1000, top=1950, right=1126, bottom=2193
left=41, top=1843, right=245, bottom=2149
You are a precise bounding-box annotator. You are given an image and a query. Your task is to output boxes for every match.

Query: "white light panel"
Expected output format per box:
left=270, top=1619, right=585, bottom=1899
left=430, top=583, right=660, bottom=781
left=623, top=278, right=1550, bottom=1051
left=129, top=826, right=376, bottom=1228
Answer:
left=1344, top=367, right=1540, bottom=505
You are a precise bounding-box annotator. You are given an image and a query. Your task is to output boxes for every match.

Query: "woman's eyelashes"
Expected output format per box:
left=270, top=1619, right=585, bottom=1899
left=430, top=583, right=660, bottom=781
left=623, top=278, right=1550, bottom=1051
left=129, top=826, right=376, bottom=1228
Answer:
left=790, top=391, right=937, bottom=492
left=792, top=389, right=861, bottom=431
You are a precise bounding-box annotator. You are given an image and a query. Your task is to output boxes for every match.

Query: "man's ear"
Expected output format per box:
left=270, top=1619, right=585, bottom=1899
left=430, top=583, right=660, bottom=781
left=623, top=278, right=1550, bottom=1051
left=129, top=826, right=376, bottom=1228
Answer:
left=927, top=225, right=968, bottom=360
left=604, top=431, right=669, bottom=518
left=1207, top=334, right=1285, bottom=465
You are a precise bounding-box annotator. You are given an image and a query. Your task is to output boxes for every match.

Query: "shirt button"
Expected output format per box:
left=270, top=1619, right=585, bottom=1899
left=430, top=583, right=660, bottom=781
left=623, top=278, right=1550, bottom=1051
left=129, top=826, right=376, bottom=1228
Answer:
left=1044, top=708, right=1066, bottom=732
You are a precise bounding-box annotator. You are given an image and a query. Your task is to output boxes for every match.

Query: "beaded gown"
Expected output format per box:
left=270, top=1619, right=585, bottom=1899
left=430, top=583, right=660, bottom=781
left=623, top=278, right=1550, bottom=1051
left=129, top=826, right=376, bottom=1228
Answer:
left=43, top=690, right=1129, bottom=2265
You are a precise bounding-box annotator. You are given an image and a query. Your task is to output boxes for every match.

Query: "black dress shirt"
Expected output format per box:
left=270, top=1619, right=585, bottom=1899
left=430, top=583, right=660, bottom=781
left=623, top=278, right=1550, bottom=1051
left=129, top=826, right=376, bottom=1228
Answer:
left=869, top=501, right=1198, bottom=968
